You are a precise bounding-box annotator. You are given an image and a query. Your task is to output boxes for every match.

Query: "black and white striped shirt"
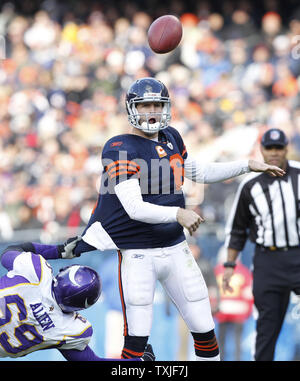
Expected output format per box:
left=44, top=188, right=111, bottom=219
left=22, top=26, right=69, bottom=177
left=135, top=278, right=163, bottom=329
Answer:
left=225, top=160, right=300, bottom=250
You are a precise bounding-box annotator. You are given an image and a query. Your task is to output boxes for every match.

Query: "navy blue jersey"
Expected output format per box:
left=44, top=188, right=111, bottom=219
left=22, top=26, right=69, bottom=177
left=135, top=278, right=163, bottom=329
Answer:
left=84, top=127, right=188, bottom=249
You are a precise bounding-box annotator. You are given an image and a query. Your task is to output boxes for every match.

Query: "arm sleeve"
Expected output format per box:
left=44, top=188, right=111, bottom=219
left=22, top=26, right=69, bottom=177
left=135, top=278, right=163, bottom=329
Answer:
left=114, top=178, right=179, bottom=223
left=30, top=242, right=60, bottom=259
left=1, top=242, right=60, bottom=261
left=184, top=156, right=250, bottom=183
left=1, top=251, right=44, bottom=283
left=1, top=250, right=22, bottom=271
left=1, top=242, right=58, bottom=271
left=224, top=182, right=251, bottom=251
left=59, top=345, right=141, bottom=361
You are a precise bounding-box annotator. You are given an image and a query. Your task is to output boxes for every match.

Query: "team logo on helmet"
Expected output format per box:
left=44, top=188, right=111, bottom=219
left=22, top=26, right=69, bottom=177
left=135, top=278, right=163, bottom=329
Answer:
left=145, top=84, right=153, bottom=92
left=52, top=265, right=101, bottom=313
left=68, top=265, right=81, bottom=287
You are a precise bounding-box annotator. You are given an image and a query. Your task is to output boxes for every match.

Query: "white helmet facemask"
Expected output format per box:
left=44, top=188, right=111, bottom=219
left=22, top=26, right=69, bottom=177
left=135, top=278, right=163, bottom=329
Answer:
left=127, top=95, right=171, bottom=134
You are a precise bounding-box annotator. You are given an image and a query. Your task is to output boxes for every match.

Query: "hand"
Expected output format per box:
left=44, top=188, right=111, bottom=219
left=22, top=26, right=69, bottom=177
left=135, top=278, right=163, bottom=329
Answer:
left=176, top=208, right=205, bottom=236
left=248, top=159, right=285, bottom=177
left=222, top=267, right=235, bottom=293
left=141, top=344, right=155, bottom=361
left=57, top=236, right=81, bottom=259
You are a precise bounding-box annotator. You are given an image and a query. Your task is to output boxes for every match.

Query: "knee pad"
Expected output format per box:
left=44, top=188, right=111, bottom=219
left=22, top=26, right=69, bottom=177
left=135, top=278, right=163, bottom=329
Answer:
left=182, top=267, right=208, bottom=302
left=178, top=248, right=208, bottom=302
left=124, top=254, right=155, bottom=306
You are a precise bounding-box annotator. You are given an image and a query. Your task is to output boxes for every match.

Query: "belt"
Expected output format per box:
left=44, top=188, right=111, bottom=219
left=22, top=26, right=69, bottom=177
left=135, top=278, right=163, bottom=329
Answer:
left=256, top=244, right=300, bottom=252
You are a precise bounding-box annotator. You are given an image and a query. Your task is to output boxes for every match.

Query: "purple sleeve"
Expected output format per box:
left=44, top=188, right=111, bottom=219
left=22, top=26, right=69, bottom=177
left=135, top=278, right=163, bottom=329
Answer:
left=31, top=243, right=60, bottom=260
left=1, top=242, right=60, bottom=264
left=1, top=250, right=43, bottom=282
left=1, top=250, right=22, bottom=271
left=59, top=346, right=141, bottom=361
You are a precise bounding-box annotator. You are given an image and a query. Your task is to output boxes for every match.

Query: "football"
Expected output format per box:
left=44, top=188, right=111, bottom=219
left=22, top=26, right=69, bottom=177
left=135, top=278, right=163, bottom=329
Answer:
left=147, top=15, right=183, bottom=54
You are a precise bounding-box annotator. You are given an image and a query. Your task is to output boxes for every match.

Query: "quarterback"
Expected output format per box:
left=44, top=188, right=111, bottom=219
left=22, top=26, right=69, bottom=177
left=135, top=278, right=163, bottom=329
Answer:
left=70, top=78, right=283, bottom=360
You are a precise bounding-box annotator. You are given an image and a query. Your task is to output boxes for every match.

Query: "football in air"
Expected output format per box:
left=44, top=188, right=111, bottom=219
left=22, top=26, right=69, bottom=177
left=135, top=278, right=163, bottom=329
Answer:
left=147, top=15, right=183, bottom=54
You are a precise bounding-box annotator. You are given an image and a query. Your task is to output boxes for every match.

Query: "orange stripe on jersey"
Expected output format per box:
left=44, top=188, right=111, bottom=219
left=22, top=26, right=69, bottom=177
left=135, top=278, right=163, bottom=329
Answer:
left=182, top=146, right=187, bottom=157
left=109, top=171, right=137, bottom=179
left=108, top=164, right=139, bottom=175
left=106, top=160, right=140, bottom=171
left=109, top=170, right=138, bottom=179
left=91, top=200, right=98, bottom=215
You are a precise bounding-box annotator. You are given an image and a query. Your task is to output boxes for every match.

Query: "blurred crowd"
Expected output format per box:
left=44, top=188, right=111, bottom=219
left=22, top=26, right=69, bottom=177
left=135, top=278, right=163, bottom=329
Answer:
left=1, top=0, right=300, bottom=243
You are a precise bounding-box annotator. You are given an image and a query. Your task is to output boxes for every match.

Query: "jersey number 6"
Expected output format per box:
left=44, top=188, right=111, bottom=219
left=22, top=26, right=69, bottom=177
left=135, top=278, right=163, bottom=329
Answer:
left=0, top=294, right=43, bottom=355
left=170, top=154, right=184, bottom=191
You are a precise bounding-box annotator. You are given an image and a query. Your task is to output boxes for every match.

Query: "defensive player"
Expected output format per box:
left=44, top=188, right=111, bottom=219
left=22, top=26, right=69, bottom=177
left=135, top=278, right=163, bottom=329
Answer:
left=56, top=78, right=284, bottom=360
left=0, top=242, right=154, bottom=361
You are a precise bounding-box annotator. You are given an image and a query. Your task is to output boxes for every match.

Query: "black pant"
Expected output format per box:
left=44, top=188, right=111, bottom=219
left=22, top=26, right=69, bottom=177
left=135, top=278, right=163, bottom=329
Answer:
left=253, top=246, right=300, bottom=361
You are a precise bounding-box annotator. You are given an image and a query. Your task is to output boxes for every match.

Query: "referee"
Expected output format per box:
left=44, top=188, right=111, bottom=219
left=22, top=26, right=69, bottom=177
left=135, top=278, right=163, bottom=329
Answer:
left=222, top=128, right=300, bottom=361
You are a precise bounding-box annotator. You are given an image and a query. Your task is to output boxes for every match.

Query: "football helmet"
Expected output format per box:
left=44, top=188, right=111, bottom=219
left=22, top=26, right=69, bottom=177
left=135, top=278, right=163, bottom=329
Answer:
left=52, top=264, right=101, bottom=313
left=126, top=77, right=171, bottom=134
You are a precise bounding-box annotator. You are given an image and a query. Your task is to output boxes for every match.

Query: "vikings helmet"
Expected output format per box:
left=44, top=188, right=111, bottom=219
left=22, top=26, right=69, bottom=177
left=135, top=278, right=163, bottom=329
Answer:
left=52, top=265, right=101, bottom=313
left=126, top=77, right=171, bottom=134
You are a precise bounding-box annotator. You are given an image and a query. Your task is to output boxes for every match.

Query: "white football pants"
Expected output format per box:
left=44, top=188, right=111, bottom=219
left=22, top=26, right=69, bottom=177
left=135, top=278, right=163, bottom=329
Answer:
left=118, top=240, right=215, bottom=337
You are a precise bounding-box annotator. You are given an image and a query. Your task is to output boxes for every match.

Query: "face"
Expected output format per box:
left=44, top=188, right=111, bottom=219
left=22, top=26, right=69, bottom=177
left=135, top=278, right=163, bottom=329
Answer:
left=136, top=102, right=163, bottom=124
left=132, top=102, right=164, bottom=138
left=260, top=145, right=288, bottom=169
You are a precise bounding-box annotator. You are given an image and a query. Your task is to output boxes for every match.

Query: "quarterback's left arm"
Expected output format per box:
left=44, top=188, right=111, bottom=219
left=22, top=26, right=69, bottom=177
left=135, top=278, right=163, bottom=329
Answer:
left=184, top=156, right=285, bottom=183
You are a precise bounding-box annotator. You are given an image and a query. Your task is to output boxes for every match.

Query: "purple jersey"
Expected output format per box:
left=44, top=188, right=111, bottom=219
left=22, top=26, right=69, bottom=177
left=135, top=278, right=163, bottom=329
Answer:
left=0, top=251, right=92, bottom=358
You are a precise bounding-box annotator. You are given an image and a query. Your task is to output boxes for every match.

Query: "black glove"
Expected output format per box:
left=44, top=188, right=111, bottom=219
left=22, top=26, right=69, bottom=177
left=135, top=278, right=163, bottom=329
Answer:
left=141, top=344, right=155, bottom=361
left=57, top=236, right=81, bottom=259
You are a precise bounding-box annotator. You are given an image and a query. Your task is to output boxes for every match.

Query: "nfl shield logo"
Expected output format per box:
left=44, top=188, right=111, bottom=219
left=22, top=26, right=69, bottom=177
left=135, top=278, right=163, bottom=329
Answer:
left=167, top=142, right=173, bottom=150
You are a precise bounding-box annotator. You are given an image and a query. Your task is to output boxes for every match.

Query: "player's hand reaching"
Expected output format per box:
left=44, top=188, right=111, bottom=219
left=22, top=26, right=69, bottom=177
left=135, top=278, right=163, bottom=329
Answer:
left=57, top=236, right=82, bottom=259
left=176, top=208, right=204, bottom=236
left=248, top=159, right=285, bottom=177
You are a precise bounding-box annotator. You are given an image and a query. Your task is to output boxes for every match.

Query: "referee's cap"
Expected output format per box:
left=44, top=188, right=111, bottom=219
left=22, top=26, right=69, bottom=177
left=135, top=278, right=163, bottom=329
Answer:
left=261, top=128, right=288, bottom=147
